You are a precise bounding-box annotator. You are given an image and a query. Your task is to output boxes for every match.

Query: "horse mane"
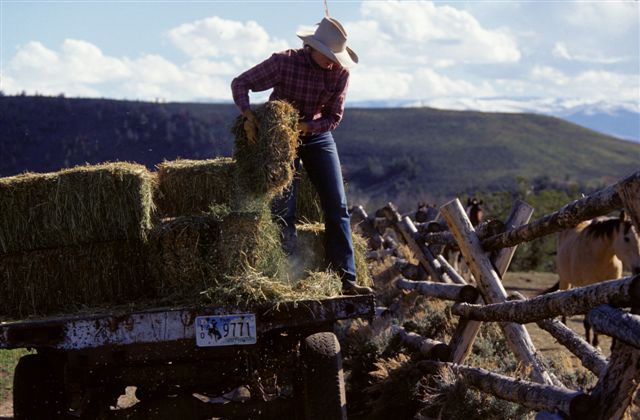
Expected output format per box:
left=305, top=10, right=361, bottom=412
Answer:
left=585, top=217, right=621, bottom=240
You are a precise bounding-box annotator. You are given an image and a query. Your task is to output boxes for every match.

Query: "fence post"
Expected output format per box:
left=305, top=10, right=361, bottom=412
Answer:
left=616, top=171, right=640, bottom=232
left=448, top=200, right=534, bottom=365
left=441, top=198, right=553, bottom=385
left=589, top=339, right=640, bottom=419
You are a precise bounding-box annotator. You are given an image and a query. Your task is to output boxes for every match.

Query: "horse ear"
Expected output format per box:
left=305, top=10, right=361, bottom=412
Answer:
left=479, top=199, right=484, bottom=205
left=467, top=198, right=472, bottom=206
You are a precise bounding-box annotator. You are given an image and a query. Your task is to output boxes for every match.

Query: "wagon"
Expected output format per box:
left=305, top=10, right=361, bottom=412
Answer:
left=0, top=295, right=374, bottom=419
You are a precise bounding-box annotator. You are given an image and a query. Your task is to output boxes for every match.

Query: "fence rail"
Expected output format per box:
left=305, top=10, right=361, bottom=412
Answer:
left=353, top=170, right=640, bottom=419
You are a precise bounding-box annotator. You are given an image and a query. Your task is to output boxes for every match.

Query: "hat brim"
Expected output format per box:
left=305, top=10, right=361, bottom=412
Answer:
left=297, top=33, right=359, bottom=68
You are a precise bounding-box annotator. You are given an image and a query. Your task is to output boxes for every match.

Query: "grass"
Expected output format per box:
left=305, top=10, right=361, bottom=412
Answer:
left=0, top=349, right=31, bottom=406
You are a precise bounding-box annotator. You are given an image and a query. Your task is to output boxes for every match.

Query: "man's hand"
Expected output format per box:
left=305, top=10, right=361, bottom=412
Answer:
left=243, top=110, right=258, bottom=144
left=296, top=121, right=311, bottom=135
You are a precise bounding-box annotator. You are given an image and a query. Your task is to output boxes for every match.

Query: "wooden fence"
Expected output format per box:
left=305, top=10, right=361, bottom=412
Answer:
left=352, top=170, right=640, bottom=420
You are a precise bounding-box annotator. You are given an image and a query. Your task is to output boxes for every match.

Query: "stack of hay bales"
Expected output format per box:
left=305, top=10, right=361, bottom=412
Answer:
left=0, top=163, right=156, bottom=319
left=0, top=100, right=370, bottom=319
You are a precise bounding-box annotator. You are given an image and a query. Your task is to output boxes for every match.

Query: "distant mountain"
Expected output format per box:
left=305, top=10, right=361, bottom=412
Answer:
left=558, top=107, right=639, bottom=144
left=350, top=99, right=640, bottom=144
left=1, top=95, right=638, bottom=208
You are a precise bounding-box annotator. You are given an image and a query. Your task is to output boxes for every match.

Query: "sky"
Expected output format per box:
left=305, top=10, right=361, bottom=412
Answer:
left=1, top=0, right=639, bottom=117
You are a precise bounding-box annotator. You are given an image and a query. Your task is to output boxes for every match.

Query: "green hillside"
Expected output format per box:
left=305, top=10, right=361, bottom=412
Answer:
left=1, top=96, right=638, bottom=207
left=334, top=108, right=639, bottom=205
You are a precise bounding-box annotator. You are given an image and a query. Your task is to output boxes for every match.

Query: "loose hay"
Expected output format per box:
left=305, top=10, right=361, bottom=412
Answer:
left=155, top=158, right=235, bottom=218
left=201, top=267, right=342, bottom=309
left=293, top=222, right=372, bottom=285
left=232, top=100, right=299, bottom=199
left=0, top=162, right=155, bottom=254
left=296, top=165, right=323, bottom=223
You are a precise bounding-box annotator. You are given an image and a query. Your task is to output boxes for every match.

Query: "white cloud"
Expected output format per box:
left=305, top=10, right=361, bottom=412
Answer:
left=567, top=2, right=638, bottom=35
left=411, top=68, right=495, bottom=98
left=167, top=16, right=290, bottom=60
left=552, top=41, right=627, bottom=64
left=4, top=38, right=233, bottom=101
left=357, top=1, right=521, bottom=65
left=348, top=67, right=412, bottom=101
left=531, top=66, right=569, bottom=86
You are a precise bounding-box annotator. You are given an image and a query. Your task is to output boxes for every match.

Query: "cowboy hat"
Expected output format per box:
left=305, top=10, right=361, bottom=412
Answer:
left=297, top=17, right=359, bottom=68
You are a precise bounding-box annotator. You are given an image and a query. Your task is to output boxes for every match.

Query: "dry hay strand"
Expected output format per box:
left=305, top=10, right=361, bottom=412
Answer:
left=0, top=241, right=151, bottom=320
left=295, top=165, right=323, bottom=223
left=0, top=162, right=155, bottom=254
left=155, top=157, right=235, bottom=218
left=353, top=230, right=373, bottom=287
left=418, top=364, right=530, bottom=420
left=365, top=353, right=425, bottom=420
left=232, top=100, right=299, bottom=199
left=201, top=267, right=341, bottom=309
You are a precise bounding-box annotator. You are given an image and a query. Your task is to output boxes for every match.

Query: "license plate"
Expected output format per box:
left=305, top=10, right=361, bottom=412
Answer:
left=195, top=314, right=257, bottom=347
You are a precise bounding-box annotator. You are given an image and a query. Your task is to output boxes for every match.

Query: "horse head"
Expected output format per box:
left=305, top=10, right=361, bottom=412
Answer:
left=614, top=211, right=640, bottom=275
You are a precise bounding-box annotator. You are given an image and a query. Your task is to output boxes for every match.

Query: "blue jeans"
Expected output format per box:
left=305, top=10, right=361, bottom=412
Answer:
left=272, top=131, right=357, bottom=286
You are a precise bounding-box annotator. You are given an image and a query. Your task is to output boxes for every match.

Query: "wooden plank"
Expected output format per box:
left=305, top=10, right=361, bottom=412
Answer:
left=441, top=198, right=552, bottom=385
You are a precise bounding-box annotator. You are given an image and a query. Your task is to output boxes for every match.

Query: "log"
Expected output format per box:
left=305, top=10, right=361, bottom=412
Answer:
left=421, top=219, right=506, bottom=247
left=381, top=203, right=440, bottom=279
left=589, top=339, right=640, bottom=420
left=449, top=201, right=532, bottom=365
left=417, top=360, right=594, bottom=418
left=536, top=318, right=608, bottom=377
left=436, top=255, right=467, bottom=285
left=451, top=275, right=640, bottom=323
left=396, top=278, right=479, bottom=303
left=480, top=172, right=640, bottom=251
left=616, top=171, right=640, bottom=232
left=395, top=259, right=427, bottom=280
left=393, top=326, right=451, bottom=361
left=366, top=248, right=396, bottom=260
left=587, top=304, right=640, bottom=349
left=351, top=205, right=383, bottom=249
left=441, top=198, right=552, bottom=385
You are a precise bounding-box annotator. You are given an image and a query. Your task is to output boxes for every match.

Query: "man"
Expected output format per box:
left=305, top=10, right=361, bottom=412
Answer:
left=231, top=17, right=372, bottom=295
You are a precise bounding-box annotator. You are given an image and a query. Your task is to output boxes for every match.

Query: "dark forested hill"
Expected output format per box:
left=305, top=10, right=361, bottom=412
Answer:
left=2, top=95, right=638, bottom=205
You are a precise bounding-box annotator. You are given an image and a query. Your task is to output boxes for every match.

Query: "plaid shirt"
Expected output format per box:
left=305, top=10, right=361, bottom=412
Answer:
left=231, top=48, right=350, bottom=133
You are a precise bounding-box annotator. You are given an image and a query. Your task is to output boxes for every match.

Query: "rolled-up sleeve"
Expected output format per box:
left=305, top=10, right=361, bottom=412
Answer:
left=306, top=71, right=350, bottom=133
left=231, top=54, right=281, bottom=113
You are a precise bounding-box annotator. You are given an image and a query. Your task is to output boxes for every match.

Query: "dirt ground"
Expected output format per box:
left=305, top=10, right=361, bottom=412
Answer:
left=0, top=272, right=619, bottom=418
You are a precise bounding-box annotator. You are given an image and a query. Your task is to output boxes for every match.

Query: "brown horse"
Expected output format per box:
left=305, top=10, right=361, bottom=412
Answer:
left=548, top=212, right=640, bottom=345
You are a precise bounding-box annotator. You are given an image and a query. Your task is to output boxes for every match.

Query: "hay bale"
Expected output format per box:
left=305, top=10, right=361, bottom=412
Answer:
left=148, top=215, right=222, bottom=296
left=0, top=162, right=155, bottom=254
left=155, top=158, right=235, bottom=218
left=232, top=100, right=299, bottom=199
left=0, top=241, right=151, bottom=320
